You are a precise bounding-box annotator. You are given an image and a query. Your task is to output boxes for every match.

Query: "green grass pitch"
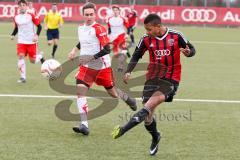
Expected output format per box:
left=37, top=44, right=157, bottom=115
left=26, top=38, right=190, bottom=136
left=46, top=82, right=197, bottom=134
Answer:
left=0, top=22, right=240, bottom=160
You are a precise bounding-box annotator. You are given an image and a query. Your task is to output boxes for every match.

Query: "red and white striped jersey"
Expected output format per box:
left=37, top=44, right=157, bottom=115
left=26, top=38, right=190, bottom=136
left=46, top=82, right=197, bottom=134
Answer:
left=78, top=22, right=111, bottom=70
left=107, top=16, right=128, bottom=41
left=14, top=13, right=40, bottom=44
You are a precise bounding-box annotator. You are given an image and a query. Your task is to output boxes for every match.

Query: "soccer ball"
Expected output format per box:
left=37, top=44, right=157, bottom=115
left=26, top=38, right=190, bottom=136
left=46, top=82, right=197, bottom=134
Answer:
left=41, top=59, right=62, bottom=80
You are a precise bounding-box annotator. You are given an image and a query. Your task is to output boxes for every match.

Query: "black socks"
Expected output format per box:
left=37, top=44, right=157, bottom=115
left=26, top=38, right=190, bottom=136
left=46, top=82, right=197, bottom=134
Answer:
left=52, top=44, right=58, bottom=58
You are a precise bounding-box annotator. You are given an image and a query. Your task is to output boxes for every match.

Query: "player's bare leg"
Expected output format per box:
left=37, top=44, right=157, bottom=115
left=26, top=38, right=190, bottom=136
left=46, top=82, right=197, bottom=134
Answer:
left=106, top=87, right=137, bottom=111
left=47, top=40, right=53, bottom=46
left=72, top=84, right=90, bottom=135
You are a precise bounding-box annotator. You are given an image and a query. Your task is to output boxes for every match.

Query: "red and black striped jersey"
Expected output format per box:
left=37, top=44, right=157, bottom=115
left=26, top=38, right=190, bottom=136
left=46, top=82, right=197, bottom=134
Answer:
left=128, top=28, right=190, bottom=82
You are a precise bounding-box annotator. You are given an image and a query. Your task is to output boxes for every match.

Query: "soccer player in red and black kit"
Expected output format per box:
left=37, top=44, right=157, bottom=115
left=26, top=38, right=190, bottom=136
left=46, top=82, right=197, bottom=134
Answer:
left=112, top=14, right=196, bottom=155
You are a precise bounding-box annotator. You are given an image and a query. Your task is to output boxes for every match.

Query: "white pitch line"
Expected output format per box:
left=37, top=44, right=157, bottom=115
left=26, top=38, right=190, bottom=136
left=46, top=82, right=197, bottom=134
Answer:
left=191, top=40, right=240, bottom=45
left=0, top=94, right=240, bottom=104
left=0, top=34, right=239, bottom=45
left=173, top=99, right=240, bottom=104
left=0, top=94, right=75, bottom=99
left=0, top=34, right=77, bottom=40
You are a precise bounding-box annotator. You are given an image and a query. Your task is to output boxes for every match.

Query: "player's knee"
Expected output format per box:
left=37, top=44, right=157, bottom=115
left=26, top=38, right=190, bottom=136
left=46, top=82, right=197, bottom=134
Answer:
left=144, top=94, right=164, bottom=109
left=76, top=84, right=88, bottom=96
left=76, top=92, right=85, bottom=97
left=153, top=91, right=165, bottom=102
left=29, top=59, right=35, bottom=63
left=109, top=92, right=118, bottom=98
left=107, top=89, right=118, bottom=98
left=47, top=41, right=52, bottom=46
left=18, top=55, right=25, bottom=59
left=76, top=90, right=86, bottom=97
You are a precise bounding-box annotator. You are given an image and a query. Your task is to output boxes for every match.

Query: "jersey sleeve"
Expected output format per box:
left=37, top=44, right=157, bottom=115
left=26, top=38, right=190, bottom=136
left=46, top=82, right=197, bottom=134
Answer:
left=95, top=25, right=110, bottom=47
left=106, top=17, right=111, bottom=28
left=135, top=36, right=148, bottom=57
left=125, top=36, right=147, bottom=73
left=177, top=32, right=196, bottom=57
left=30, top=13, right=40, bottom=26
left=177, top=32, right=188, bottom=48
left=11, top=16, right=18, bottom=36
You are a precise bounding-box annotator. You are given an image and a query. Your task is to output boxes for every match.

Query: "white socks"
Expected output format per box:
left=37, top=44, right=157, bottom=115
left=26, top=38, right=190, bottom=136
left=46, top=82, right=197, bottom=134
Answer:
left=77, top=97, right=88, bottom=128
left=18, top=58, right=26, bottom=79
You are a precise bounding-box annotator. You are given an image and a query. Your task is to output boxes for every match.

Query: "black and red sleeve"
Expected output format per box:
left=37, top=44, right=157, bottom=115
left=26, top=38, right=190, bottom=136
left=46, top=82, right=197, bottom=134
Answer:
left=125, top=37, right=147, bottom=73
left=178, top=34, right=196, bottom=57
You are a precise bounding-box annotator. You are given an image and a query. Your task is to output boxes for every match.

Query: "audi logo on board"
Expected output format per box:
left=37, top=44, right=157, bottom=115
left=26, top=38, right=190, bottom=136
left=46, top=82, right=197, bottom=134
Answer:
left=0, top=4, right=18, bottom=18
left=181, top=9, right=217, bottom=22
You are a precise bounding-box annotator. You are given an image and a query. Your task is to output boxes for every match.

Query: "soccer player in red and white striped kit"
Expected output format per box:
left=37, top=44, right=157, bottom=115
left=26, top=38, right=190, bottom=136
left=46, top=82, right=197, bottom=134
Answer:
left=112, top=14, right=196, bottom=156
left=10, top=0, right=44, bottom=83
left=68, top=2, right=137, bottom=136
left=107, top=5, right=129, bottom=72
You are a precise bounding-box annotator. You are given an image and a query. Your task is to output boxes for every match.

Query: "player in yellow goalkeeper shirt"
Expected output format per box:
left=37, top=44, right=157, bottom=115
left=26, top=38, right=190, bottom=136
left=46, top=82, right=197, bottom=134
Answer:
left=44, top=3, right=64, bottom=58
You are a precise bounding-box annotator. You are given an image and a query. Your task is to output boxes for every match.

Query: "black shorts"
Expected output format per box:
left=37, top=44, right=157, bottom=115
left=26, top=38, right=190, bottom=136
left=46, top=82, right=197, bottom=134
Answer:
left=127, top=26, right=134, bottom=35
left=47, top=29, right=59, bottom=40
left=142, top=78, right=179, bottom=103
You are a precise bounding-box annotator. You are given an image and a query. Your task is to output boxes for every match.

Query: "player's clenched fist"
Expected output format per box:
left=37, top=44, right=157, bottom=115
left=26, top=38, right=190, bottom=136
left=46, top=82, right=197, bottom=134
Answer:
left=10, top=35, right=15, bottom=40
left=32, top=35, right=38, bottom=42
left=180, top=45, right=190, bottom=56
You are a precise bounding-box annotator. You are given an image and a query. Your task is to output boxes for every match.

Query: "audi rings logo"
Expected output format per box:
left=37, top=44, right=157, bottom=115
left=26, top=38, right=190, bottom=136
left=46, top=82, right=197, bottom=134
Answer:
left=0, top=5, right=18, bottom=18
left=154, top=49, right=171, bottom=59
left=181, top=9, right=217, bottom=22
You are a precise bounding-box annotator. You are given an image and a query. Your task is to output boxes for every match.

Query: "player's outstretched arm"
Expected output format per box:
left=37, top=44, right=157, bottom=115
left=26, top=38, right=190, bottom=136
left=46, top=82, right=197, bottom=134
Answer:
left=124, top=45, right=145, bottom=84
left=125, top=37, right=146, bottom=74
